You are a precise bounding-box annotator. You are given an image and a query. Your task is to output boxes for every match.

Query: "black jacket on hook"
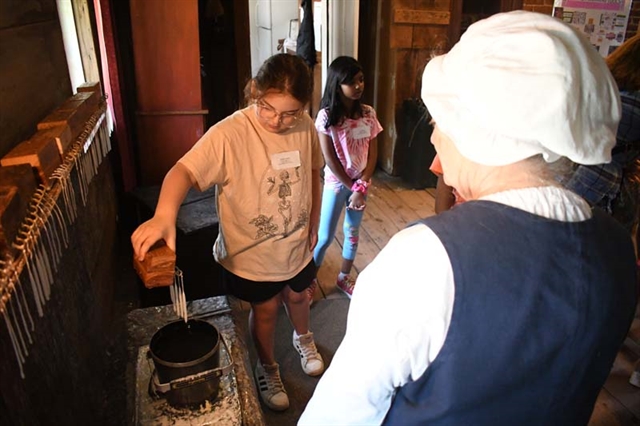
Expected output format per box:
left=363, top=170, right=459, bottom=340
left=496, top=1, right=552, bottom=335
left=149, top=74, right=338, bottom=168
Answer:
left=296, top=0, right=317, bottom=69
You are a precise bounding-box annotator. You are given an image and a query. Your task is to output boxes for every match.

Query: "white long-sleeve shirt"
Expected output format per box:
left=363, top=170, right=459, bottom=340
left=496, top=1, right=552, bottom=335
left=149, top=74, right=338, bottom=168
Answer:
left=298, top=187, right=591, bottom=425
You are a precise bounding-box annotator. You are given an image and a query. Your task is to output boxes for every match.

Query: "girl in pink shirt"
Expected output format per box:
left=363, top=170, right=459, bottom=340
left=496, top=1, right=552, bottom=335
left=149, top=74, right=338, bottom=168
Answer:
left=311, top=56, right=382, bottom=298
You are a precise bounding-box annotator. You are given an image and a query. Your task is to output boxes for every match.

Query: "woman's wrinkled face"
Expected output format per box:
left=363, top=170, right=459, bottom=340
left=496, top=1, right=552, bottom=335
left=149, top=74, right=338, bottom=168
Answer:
left=255, top=90, right=305, bottom=133
left=431, top=124, right=466, bottom=191
left=431, top=125, right=453, bottom=178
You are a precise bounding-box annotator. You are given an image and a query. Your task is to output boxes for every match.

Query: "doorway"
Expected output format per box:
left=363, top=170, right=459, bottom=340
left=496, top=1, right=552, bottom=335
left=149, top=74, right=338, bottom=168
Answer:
left=199, top=0, right=251, bottom=128
left=199, top=0, right=243, bottom=128
left=247, top=0, right=361, bottom=118
left=451, top=0, right=524, bottom=43
left=248, top=0, right=300, bottom=76
left=461, top=0, right=502, bottom=33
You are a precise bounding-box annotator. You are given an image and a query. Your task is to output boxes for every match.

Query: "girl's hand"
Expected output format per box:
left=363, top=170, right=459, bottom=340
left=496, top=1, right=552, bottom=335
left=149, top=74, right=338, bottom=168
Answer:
left=131, top=216, right=177, bottom=261
left=348, top=191, right=366, bottom=211
left=308, top=221, right=319, bottom=251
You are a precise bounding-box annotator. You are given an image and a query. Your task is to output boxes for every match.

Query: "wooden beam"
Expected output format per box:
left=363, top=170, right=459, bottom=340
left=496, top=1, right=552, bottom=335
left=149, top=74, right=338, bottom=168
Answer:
left=394, top=9, right=451, bottom=25
left=1, top=133, right=62, bottom=186
left=72, top=0, right=101, bottom=84
left=449, top=0, right=463, bottom=47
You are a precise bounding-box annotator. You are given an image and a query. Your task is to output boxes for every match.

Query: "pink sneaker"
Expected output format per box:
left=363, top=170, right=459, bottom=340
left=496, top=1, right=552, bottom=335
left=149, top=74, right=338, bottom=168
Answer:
left=307, top=279, right=317, bottom=305
left=336, top=275, right=356, bottom=297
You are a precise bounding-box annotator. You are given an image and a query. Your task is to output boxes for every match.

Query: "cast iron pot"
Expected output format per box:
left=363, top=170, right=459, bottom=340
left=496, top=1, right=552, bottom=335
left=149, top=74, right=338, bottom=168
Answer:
left=148, top=319, right=231, bottom=407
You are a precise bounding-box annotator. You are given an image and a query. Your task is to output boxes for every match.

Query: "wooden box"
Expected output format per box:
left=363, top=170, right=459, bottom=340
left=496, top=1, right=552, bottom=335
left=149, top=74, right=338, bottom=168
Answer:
left=77, top=81, right=103, bottom=97
left=1, top=132, right=61, bottom=186
left=39, top=125, right=74, bottom=157
left=38, top=91, right=99, bottom=142
left=133, top=241, right=176, bottom=288
left=59, top=91, right=100, bottom=114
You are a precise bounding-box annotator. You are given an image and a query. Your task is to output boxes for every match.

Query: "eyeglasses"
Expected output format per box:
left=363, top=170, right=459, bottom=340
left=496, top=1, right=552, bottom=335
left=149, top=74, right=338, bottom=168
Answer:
left=255, top=101, right=304, bottom=128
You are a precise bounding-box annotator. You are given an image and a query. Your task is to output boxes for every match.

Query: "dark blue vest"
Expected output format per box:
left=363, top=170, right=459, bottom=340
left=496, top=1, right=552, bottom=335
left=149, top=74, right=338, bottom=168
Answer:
left=382, top=201, right=637, bottom=426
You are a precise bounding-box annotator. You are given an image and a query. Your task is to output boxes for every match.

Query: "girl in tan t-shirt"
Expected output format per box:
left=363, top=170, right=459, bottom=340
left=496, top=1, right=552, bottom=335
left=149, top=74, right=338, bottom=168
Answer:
left=131, top=54, right=325, bottom=412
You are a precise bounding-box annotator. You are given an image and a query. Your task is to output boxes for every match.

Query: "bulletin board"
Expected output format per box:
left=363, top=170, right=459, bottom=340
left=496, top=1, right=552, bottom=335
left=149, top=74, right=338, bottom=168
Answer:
left=552, top=0, right=633, bottom=57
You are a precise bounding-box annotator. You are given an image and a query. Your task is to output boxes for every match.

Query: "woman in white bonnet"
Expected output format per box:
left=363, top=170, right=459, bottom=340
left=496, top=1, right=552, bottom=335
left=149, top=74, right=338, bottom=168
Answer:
left=299, top=10, right=637, bottom=426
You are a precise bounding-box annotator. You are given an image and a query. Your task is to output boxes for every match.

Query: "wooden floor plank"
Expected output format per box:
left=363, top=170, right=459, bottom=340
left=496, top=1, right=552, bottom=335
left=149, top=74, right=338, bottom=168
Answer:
left=365, top=175, right=433, bottom=236
left=589, top=388, right=639, bottom=426
left=360, top=195, right=403, bottom=248
left=401, top=189, right=437, bottom=220
left=601, top=346, right=640, bottom=419
left=627, top=304, right=640, bottom=347
left=367, top=186, right=423, bottom=228
left=316, top=241, right=349, bottom=300
left=374, top=174, right=436, bottom=220
left=350, top=228, right=380, bottom=274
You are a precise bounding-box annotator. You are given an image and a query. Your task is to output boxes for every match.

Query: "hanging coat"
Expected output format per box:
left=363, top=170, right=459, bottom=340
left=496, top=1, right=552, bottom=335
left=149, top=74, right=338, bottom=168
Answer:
left=296, top=0, right=317, bottom=69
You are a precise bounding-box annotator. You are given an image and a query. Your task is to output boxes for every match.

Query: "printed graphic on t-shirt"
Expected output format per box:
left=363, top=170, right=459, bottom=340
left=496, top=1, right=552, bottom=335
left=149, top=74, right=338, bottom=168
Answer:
left=251, top=165, right=309, bottom=240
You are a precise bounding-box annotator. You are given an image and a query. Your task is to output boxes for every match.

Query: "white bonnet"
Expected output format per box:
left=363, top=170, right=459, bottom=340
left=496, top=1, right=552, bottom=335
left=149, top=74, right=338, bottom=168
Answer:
left=421, top=10, right=621, bottom=166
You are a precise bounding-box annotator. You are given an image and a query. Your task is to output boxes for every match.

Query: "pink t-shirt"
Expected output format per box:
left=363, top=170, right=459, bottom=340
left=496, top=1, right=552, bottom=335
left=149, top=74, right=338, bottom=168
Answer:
left=315, top=105, right=383, bottom=189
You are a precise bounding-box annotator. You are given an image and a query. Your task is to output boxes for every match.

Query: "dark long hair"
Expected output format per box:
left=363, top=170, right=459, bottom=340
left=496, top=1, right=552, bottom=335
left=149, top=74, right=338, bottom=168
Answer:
left=244, top=54, right=313, bottom=106
left=320, top=56, right=364, bottom=129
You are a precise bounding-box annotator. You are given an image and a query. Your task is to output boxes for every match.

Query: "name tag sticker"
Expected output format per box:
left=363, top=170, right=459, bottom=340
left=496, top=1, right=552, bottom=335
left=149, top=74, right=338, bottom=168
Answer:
left=352, top=124, right=371, bottom=140
left=271, top=151, right=301, bottom=170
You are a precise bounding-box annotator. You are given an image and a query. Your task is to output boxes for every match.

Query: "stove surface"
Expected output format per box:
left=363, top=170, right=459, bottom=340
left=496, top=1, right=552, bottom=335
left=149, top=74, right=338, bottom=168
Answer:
left=135, top=334, right=241, bottom=425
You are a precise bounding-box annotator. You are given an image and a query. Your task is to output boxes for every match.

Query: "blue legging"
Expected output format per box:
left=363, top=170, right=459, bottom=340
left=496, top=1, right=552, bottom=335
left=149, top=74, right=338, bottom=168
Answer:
left=314, top=184, right=365, bottom=267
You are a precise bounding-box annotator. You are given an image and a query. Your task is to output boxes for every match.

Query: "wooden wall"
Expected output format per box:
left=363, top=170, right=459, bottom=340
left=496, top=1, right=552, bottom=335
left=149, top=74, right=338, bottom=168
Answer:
left=374, top=0, right=451, bottom=175
left=0, top=0, right=71, bottom=157
left=0, top=1, right=121, bottom=423
left=522, top=0, right=554, bottom=15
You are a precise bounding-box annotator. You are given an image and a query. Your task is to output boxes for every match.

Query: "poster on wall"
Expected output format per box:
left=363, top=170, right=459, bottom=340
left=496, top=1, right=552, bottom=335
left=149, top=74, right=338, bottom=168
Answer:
left=552, top=0, right=633, bottom=57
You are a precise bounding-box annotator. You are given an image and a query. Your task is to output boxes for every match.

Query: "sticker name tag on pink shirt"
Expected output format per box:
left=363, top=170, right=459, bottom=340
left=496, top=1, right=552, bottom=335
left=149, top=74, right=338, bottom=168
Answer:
left=352, top=123, right=371, bottom=140
left=271, top=150, right=301, bottom=170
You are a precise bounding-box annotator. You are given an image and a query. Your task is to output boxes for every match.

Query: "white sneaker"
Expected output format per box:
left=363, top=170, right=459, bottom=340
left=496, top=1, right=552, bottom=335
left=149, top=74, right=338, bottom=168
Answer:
left=254, top=362, right=289, bottom=411
left=293, top=331, right=324, bottom=376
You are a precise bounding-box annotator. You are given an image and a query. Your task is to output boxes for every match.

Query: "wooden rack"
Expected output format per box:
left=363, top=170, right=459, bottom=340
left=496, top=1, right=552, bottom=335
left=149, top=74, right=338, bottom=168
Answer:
left=0, top=98, right=110, bottom=378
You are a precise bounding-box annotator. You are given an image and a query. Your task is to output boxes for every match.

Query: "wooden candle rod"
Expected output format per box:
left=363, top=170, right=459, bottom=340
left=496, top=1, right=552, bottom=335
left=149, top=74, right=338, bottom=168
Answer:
left=0, top=105, right=108, bottom=313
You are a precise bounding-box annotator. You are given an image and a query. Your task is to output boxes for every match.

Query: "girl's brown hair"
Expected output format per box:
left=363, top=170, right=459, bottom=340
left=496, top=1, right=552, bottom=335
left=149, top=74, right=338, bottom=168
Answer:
left=243, top=54, right=313, bottom=106
left=606, top=33, right=640, bottom=92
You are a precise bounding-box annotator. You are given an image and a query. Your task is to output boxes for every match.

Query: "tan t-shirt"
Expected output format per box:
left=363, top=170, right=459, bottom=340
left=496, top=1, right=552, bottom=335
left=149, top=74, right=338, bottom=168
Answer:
left=178, top=105, right=324, bottom=282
